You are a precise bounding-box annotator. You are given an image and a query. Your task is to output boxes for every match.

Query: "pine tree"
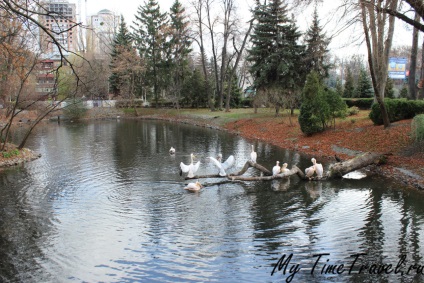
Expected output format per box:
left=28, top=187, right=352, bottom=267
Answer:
left=247, top=0, right=305, bottom=103
left=304, top=6, right=331, bottom=80
left=355, top=68, right=374, bottom=98
left=168, top=0, right=192, bottom=109
left=343, top=67, right=355, bottom=98
left=132, top=0, right=168, bottom=107
left=223, top=67, right=242, bottom=108
left=299, top=71, right=329, bottom=134
left=335, top=79, right=344, bottom=97
left=109, top=15, right=133, bottom=96
left=385, top=76, right=395, bottom=98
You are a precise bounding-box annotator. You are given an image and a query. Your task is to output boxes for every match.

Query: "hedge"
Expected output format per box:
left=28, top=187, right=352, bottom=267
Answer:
left=343, top=98, right=374, bottom=109
left=369, top=98, right=424, bottom=125
left=115, top=99, right=146, bottom=108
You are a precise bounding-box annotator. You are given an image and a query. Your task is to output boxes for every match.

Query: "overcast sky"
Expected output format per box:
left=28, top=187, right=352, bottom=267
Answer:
left=72, top=0, right=415, bottom=58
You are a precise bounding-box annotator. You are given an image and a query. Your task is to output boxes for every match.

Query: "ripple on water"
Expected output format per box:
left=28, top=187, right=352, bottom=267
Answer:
left=2, top=120, right=424, bottom=283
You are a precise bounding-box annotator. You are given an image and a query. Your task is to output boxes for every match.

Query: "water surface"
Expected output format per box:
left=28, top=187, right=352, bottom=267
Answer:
left=1, top=120, right=424, bottom=283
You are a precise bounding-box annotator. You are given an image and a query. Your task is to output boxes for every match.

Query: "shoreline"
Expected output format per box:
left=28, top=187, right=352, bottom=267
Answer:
left=8, top=107, right=424, bottom=191
left=114, top=111, right=423, bottom=191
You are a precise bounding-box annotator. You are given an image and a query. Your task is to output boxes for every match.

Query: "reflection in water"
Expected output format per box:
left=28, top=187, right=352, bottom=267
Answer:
left=271, top=177, right=291, bottom=191
left=0, top=120, right=424, bottom=283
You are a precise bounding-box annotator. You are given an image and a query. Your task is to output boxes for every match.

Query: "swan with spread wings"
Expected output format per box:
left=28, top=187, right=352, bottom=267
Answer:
left=180, top=153, right=200, bottom=178
left=209, top=153, right=235, bottom=176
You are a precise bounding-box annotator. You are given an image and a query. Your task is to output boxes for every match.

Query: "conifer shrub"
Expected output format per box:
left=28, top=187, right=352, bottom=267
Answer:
left=299, top=71, right=332, bottom=135
left=411, top=114, right=424, bottom=142
left=298, top=102, right=324, bottom=135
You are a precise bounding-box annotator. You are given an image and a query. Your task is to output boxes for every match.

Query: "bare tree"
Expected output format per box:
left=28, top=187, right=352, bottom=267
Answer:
left=409, top=12, right=420, bottom=100
left=109, top=46, right=145, bottom=115
left=360, top=0, right=398, bottom=128
left=217, top=0, right=237, bottom=110
left=0, top=0, right=88, bottom=150
left=191, top=0, right=215, bottom=110
left=225, top=19, right=253, bottom=112
left=205, top=0, right=221, bottom=110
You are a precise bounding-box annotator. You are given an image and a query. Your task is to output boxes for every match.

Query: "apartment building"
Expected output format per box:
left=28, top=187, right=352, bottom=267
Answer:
left=38, top=0, right=78, bottom=55
left=86, top=9, right=120, bottom=59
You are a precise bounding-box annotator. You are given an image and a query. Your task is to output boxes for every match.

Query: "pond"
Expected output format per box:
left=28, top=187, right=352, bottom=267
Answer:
left=1, top=119, right=424, bottom=283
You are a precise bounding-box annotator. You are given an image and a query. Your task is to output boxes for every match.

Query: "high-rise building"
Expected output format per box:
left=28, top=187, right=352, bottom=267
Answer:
left=38, top=0, right=78, bottom=55
left=86, top=9, right=120, bottom=59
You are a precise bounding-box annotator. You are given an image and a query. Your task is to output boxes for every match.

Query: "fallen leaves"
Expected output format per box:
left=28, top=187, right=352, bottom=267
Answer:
left=224, top=110, right=424, bottom=189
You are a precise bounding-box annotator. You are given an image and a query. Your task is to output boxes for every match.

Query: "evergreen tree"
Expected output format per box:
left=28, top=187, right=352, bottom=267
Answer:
left=223, top=68, right=242, bottom=108
left=355, top=68, right=374, bottom=98
left=385, top=76, right=395, bottom=98
left=335, top=79, right=344, bottom=97
left=304, top=6, right=331, bottom=80
left=168, top=0, right=192, bottom=109
left=109, top=15, right=133, bottom=96
left=181, top=69, right=206, bottom=108
left=400, top=86, right=408, bottom=98
left=325, top=88, right=348, bottom=128
left=132, top=0, right=168, bottom=107
left=299, top=71, right=329, bottom=135
left=247, top=0, right=305, bottom=108
left=343, top=67, right=355, bottom=98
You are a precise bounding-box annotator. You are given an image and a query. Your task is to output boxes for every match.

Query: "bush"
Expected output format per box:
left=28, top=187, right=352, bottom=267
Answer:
left=240, top=98, right=253, bottom=108
left=115, top=99, right=146, bottom=108
left=62, top=99, right=87, bottom=120
left=347, top=106, right=359, bottom=116
left=411, top=114, right=424, bottom=142
left=369, top=98, right=424, bottom=125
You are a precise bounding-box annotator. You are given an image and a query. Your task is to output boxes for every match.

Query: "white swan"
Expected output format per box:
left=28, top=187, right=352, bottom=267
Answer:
left=311, top=158, right=323, bottom=178
left=209, top=154, right=235, bottom=176
left=305, top=165, right=315, bottom=180
left=280, top=162, right=290, bottom=174
left=272, top=161, right=281, bottom=175
left=184, top=181, right=203, bottom=191
left=250, top=145, right=257, bottom=163
left=169, top=147, right=176, bottom=154
left=180, top=153, right=200, bottom=178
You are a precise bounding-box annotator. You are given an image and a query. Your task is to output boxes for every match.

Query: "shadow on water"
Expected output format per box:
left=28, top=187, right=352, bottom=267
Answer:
left=1, top=119, right=424, bottom=283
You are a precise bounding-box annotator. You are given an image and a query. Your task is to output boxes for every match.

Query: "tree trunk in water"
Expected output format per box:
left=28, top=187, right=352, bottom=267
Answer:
left=184, top=152, right=384, bottom=181
left=326, top=152, right=383, bottom=178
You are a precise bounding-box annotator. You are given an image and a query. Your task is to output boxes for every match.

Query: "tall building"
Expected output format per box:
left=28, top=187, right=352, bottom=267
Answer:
left=86, top=9, right=120, bottom=59
left=38, top=0, right=78, bottom=55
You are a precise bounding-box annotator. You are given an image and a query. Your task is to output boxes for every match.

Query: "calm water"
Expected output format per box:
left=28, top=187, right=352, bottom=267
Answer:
left=1, top=119, right=424, bottom=283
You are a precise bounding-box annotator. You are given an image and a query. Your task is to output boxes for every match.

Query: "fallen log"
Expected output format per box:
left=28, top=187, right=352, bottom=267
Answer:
left=231, top=160, right=272, bottom=176
left=228, top=166, right=302, bottom=181
left=185, top=152, right=384, bottom=182
left=326, top=152, right=384, bottom=178
left=185, top=160, right=271, bottom=180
